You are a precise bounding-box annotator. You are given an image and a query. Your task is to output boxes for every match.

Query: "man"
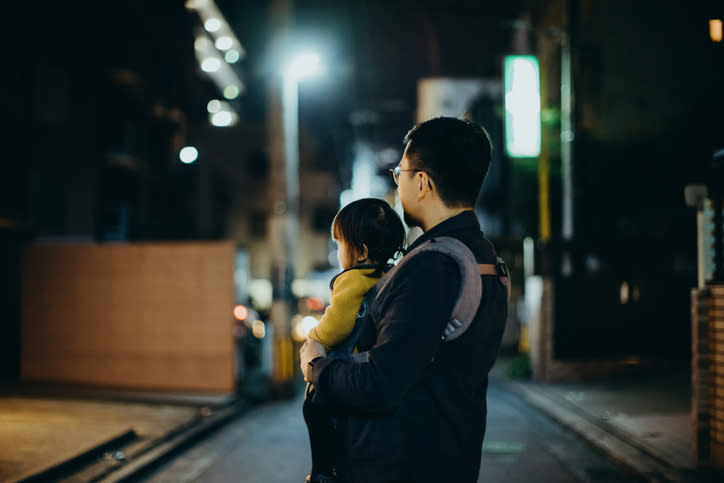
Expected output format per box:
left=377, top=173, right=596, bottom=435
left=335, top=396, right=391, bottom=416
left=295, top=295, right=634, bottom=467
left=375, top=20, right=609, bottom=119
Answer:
left=300, top=116, right=509, bottom=483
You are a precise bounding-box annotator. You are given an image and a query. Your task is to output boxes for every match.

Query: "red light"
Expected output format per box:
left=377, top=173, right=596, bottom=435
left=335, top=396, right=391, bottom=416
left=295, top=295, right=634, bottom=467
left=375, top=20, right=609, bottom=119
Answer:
left=306, top=297, right=325, bottom=312
left=233, top=304, right=249, bottom=321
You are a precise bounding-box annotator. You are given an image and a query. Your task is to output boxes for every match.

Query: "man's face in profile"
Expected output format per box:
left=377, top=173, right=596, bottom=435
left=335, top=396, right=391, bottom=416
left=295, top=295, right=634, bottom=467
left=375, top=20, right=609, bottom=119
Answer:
left=402, top=205, right=421, bottom=229
left=396, top=145, right=423, bottom=229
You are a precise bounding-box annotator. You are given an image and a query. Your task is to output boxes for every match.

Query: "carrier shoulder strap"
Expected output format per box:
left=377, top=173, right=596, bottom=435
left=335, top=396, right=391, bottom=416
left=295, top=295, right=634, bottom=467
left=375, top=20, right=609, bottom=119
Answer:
left=479, top=258, right=512, bottom=307
left=374, top=236, right=510, bottom=343
left=330, top=285, right=378, bottom=355
left=431, top=237, right=510, bottom=342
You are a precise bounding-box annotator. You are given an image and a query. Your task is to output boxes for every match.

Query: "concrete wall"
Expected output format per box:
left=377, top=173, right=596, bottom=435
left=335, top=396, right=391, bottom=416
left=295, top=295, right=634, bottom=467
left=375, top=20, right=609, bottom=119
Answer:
left=21, top=242, right=235, bottom=394
left=526, top=275, right=663, bottom=383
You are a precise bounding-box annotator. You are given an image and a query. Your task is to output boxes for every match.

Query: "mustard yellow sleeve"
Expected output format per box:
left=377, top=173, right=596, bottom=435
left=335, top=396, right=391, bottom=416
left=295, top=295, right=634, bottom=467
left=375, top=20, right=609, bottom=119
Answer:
left=308, top=270, right=375, bottom=351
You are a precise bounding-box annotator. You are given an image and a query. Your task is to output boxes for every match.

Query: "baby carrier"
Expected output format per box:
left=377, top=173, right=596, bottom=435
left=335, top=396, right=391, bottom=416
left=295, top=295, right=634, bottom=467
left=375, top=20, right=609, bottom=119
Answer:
left=340, top=235, right=510, bottom=354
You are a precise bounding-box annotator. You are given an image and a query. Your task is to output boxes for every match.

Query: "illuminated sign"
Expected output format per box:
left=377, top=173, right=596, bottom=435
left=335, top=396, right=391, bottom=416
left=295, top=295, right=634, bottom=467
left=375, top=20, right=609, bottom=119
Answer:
left=504, top=55, right=541, bottom=158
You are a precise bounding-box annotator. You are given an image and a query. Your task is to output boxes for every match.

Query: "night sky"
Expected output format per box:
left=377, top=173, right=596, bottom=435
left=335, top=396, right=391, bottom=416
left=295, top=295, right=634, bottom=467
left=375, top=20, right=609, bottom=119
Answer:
left=216, top=0, right=526, bottom=147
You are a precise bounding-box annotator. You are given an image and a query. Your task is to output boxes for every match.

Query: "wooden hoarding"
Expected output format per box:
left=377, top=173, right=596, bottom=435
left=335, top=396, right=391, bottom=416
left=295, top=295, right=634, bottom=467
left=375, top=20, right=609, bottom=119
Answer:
left=21, top=242, right=235, bottom=394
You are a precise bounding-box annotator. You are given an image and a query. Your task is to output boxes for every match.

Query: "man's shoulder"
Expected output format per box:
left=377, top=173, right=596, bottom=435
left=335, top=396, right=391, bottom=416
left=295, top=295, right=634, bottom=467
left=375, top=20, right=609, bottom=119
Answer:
left=382, top=248, right=459, bottom=291
left=401, top=247, right=459, bottom=270
left=411, top=232, right=493, bottom=261
left=460, top=231, right=499, bottom=264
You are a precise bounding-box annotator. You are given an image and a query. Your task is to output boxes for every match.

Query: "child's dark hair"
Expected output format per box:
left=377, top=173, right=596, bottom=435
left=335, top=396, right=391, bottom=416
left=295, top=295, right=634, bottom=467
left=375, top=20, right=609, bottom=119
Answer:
left=331, top=198, right=406, bottom=277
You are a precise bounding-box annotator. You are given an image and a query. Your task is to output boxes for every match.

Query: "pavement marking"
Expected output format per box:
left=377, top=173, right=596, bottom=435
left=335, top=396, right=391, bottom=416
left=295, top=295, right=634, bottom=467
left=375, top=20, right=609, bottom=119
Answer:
left=483, top=440, right=526, bottom=453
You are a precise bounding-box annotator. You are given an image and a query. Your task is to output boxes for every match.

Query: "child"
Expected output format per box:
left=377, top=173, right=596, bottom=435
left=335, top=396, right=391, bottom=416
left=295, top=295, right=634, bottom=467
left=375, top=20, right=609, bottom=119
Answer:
left=303, top=197, right=406, bottom=483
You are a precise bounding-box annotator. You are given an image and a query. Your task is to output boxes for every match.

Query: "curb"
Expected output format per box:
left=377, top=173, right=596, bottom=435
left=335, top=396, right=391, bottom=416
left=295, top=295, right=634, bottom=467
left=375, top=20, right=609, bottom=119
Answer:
left=98, top=400, right=251, bottom=482
left=16, top=430, right=139, bottom=483
left=496, top=377, right=684, bottom=483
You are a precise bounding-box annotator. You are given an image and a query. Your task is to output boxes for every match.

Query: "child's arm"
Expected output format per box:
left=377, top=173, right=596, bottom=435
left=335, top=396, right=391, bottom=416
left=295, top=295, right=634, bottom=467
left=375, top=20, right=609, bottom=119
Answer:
left=308, top=270, right=372, bottom=351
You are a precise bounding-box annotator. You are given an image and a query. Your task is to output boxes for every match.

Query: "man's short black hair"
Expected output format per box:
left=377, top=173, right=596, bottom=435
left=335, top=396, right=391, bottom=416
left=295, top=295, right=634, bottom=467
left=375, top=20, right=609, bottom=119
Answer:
left=403, top=117, right=492, bottom=207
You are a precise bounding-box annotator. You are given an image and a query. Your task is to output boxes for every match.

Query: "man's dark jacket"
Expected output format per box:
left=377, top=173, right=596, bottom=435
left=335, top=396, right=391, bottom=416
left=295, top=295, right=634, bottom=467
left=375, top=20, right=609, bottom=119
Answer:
left=310, top=211, right=509, bottom=483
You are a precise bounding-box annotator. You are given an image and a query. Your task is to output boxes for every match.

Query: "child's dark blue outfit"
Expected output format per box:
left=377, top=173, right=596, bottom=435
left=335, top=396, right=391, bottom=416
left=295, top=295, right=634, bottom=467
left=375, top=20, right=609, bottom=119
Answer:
left=303, top=266, right=381, bottom=482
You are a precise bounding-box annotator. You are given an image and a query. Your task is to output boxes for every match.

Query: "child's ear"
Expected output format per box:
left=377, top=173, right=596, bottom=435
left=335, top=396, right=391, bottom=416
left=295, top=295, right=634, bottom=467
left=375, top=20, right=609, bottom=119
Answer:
left=358, top=244, right=369, bottom=262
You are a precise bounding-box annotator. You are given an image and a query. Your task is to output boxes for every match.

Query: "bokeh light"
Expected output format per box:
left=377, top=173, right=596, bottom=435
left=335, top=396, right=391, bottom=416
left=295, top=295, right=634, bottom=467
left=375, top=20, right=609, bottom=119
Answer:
left=225, top=49, right=240, bottom=63
left=211, top=111, right=233, bottom=127
left=179, top=146, right=198, bottom=164
left=204, top=18, right=221, bottom=32
left=215, top=36, right=233, bottom=51
left=201, top=58, right=221, bottom=73
left=207, top=99, right=221, bottom=113
left=251, top=320, right=265, bottom=339
left=233, top=304, right=249, bottom=321
left=223, top=85, right=240, bottom=99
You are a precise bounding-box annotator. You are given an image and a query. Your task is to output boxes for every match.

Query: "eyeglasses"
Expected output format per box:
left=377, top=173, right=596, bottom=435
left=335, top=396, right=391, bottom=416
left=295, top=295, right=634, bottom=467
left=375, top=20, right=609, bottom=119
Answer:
left=390, top=166, right=421, bottom=185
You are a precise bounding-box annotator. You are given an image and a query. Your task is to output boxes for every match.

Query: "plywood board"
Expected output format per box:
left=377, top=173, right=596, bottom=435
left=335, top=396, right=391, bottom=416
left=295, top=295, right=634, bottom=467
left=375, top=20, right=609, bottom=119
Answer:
left=21, top=242, right=236, bottom=393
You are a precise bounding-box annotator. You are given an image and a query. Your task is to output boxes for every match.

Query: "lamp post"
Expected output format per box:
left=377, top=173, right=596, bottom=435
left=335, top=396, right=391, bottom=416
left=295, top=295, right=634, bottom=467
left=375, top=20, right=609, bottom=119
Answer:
left=267, top=51, right=323, bottom=396
left=282, top=52, right=324, bottom=222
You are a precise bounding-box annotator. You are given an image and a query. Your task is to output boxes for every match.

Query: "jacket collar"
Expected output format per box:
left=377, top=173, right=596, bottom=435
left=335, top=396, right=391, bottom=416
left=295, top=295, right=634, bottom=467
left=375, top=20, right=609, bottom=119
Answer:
left=406, top=210, right=481, bottom=253
left=329, top=264, right=380, bottom=289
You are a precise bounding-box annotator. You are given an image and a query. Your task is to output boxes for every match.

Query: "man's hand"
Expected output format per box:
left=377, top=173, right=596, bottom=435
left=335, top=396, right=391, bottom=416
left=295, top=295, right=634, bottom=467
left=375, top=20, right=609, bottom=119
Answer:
left=300, top=338, right=326, bottom=382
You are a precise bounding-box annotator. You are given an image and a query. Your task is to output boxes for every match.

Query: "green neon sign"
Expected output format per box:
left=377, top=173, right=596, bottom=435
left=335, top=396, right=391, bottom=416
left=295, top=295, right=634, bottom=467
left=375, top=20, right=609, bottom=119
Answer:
left=504, top=56, right=541, bottom=158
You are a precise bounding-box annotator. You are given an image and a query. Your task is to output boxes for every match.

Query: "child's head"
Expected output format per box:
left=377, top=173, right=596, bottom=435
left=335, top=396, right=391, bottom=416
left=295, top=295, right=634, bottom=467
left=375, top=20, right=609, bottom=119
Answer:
left=331, top=198, right=405, bottom=273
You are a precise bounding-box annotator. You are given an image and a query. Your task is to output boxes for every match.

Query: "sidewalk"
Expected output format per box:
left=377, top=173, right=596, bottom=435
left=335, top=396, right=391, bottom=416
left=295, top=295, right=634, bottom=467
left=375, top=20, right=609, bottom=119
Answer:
left=491, top=357, right=721, bottom=483
left=1, top=362, right=722, bottom=482
left=0, top=383, right=246, bottom=483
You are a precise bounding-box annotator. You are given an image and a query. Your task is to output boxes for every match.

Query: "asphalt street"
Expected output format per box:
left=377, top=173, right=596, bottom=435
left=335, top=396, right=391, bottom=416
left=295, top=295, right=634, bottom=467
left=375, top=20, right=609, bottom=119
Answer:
left=138, top=380, right=642, bottom=483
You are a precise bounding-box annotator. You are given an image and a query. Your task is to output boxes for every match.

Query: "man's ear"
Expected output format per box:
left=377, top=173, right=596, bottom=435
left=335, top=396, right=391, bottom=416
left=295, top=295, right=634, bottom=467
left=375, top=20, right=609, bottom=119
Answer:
left=417, top=172, right=433, bottom=200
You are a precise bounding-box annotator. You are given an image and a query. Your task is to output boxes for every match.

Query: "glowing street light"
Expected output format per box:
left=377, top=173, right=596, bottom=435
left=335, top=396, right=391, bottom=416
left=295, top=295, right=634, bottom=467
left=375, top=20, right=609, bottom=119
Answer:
left=267, top=50, right=325, bottom=386
left=284, top=52, right=325, bottom=81
left=279, top=50, right=325, bottom=228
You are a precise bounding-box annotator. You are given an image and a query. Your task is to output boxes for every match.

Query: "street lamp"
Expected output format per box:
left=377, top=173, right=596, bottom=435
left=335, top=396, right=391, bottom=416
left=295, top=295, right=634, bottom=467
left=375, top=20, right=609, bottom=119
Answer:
left=268, top=50, right=324, bottom=395
left=284, top=52, right=324, bottom=80
left=281, top=51, right=325, bottom=220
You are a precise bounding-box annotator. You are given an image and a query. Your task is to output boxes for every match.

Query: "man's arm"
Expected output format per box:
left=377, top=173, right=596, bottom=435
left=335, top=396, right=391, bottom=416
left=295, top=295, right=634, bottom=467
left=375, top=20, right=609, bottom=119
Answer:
left=309, top=252, right=460, bottom=413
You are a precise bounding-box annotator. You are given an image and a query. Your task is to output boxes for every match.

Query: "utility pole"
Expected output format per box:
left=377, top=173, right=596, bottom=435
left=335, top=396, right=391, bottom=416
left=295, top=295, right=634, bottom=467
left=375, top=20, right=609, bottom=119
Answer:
left=538, top=70, right=551, bottom=242
left=267, top=0, right=298, bottom=397
left=561, top=0, right=575, bottom=243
